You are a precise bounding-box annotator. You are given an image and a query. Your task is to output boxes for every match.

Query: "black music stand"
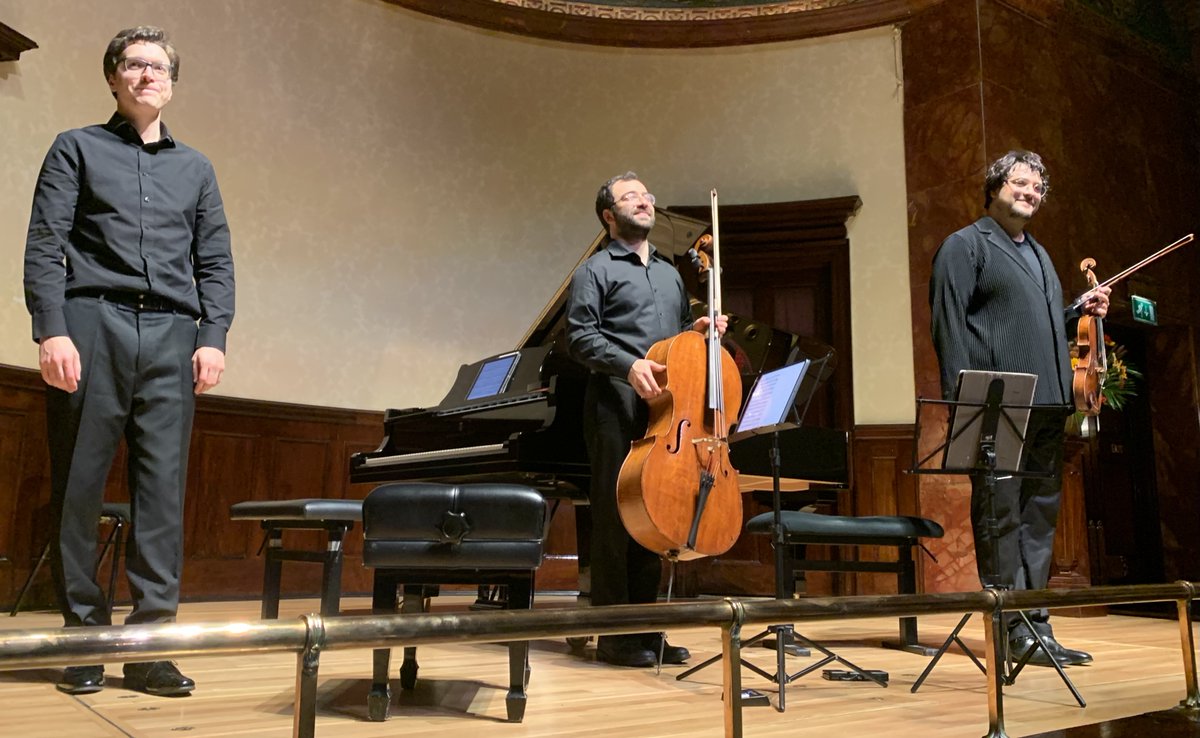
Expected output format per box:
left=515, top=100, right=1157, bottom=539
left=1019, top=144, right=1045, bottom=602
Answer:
left=907, top=372, right=1084, bottom=707
left=676, top=360, right=884, bottom=711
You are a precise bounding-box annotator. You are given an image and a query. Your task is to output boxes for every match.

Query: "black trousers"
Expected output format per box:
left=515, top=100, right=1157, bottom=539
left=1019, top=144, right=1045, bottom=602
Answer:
left=582, top=374, right=661, bottom=644
left=970, top=406, right=1068, bottom=633
left=46, top=296, right=197, bottom=628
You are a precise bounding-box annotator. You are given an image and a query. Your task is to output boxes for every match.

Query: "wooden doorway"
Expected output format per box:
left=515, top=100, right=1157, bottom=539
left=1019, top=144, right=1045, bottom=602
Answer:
left=668, top=196, right=859, bottom=597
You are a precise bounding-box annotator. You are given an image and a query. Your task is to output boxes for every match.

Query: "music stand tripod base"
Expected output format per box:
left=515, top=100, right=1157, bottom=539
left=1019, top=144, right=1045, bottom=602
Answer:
left=760, top=627, right=811, bottom=658
left=908, top=379, right=1084, bottom=706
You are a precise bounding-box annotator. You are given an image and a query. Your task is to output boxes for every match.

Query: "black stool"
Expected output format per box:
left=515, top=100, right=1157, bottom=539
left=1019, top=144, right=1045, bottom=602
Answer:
left=10, top=502, right=131, bottom=616
left=229, top=499, right=362, bottom=618
left=362, top=482, right=546, bottom=723
left=747, top=511, right=944, bottom=652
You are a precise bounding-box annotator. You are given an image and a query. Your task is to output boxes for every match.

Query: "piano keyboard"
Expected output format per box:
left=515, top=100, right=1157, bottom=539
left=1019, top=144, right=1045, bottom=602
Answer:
left=359, top=442, right=508, bottom=467
left=434, top=389, right=549, bottom=417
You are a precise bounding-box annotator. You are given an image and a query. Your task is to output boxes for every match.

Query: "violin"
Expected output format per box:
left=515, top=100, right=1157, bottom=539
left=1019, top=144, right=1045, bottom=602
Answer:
left=1072, top=258, right=1107, bottom=418
left=615, top=190, right=743, bottom=560
left=1070, top=233, right=1194, bottom=423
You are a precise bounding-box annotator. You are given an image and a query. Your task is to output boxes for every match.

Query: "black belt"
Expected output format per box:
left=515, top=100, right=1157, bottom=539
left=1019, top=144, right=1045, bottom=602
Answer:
left=75, top=290, right=180, bottom=313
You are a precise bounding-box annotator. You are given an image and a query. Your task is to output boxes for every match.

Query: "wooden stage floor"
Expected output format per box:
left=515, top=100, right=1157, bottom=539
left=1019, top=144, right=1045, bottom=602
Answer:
left=1, top=595, right=1197, bottom=737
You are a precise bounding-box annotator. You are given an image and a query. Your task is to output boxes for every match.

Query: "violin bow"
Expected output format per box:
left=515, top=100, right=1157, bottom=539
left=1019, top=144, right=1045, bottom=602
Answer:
left=1068, top=233, right=1194, bottom=310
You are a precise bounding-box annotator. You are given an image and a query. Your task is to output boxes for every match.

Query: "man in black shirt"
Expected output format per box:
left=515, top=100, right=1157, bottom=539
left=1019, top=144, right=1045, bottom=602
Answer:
left=566, top=172, right=724, bottom=667
left=930, top=151, right=1106, bottom=667
left=23, top=26, right=234, bottom=696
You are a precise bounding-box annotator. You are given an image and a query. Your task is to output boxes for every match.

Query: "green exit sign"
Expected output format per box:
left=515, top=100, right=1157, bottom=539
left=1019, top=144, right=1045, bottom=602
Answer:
left=1131, top=295, right=1157, bottom=325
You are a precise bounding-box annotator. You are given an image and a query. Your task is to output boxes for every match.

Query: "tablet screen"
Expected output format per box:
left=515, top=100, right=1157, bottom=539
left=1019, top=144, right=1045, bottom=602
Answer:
left=736, top=360, right=810, bottom=434
left=465, top=352, right=520, bottom=401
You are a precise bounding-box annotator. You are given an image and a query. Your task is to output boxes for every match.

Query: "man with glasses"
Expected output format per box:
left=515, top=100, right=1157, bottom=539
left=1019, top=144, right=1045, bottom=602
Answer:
left=566, top=172, right=725, bottom=667
left=930, top=150, right=1107, bottom=667
left=23, top=26, right=234, bottom=696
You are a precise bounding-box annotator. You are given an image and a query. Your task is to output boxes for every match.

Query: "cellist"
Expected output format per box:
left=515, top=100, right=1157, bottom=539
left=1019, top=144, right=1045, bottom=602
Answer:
left=930, top=151, right=1109, bottom=668
left=566, top=172, right=728, bottom=668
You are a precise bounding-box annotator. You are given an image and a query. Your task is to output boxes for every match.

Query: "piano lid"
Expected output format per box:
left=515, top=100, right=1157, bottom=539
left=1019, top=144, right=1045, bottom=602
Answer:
left=518, top=208, right=710, bottom=350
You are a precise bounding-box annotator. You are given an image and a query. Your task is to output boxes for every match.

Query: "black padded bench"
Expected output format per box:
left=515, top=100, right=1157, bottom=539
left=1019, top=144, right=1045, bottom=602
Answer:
left=747, top=511, right=944, bottom=652
left=229, top=499, right=362, bottom=618
left=362, top=482, right=546, bottom=723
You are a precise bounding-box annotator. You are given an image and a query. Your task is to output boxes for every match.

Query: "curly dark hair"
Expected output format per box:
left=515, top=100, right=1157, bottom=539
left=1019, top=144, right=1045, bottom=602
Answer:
left=594, top=171, right=641, bottom=230
left=983, top=150, right=1050, bottom=208
left=103, top=26, right=179, bottom=85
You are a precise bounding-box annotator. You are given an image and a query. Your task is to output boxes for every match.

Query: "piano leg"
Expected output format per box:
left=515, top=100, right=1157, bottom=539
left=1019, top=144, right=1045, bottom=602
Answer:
left=368, top=571, right=399, bottom=721
left=566, top=504, right=593, bottom=651
left=505, top=575, right=534, bottom=722
left=399, top=584, right=433, bottom=690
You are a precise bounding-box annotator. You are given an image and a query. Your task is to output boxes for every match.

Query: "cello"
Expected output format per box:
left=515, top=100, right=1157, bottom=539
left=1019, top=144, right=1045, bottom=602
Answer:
left=616, top=190, right=744, bottom=561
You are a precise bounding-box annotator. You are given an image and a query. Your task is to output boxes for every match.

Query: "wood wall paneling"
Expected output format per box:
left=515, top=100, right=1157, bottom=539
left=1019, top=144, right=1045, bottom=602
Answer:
left=0, top=362, right=585, bottom=612
left=848, top=424, right=920, bottom=596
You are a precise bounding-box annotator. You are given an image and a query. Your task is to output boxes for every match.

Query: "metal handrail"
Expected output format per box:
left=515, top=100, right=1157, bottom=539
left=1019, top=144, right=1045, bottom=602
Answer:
left=0, top=582, right=1196, bottom=738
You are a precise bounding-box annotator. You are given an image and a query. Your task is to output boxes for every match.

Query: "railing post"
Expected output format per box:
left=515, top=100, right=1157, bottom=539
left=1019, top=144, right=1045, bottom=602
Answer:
left=1177, top=584, right=1199, bottom=710
left=723, top=598, right=745, bottom=738
left=294, top=614, right=326, bottom=738
left=983, top=596, right=1009, bottom=738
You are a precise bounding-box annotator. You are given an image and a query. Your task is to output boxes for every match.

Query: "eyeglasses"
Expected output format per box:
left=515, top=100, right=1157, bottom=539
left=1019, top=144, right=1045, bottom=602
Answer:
left=1006, top=178, right=1048, bottom=197
left=118, top=57, right=174, bottom=80
left=614, top=191, right=656, bottom=206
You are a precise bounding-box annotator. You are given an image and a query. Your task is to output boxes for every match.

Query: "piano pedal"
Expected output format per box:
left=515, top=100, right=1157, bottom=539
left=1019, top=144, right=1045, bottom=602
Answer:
left=566, top=635, right=592, bottom=651
left=471, top=584, right=507, bottom=610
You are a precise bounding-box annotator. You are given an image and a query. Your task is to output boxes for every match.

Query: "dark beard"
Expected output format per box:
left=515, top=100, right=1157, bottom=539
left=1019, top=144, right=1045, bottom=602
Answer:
left=613, top=207, right=654, bottom=242
left=1008, top=201, right=1036, bottom=221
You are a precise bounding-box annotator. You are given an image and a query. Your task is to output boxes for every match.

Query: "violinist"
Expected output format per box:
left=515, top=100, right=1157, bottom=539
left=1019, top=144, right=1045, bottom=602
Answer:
left=565, top=172, right=727, bottom=667
left=930, top=150, right=1109, bottom=668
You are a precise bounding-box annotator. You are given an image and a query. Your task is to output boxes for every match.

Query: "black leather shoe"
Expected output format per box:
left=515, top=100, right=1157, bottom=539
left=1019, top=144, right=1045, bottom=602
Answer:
left=642, top=635, right=691, bottom=664
left=57, top=665, right=105, bottom=694
left=122, top=661, right=195, bottom=696
left=1008, top=635, right=1059, bottom=667
left=1044, top=637, right=1093, bottom=665
left=596, top=640, right=657, bottom=668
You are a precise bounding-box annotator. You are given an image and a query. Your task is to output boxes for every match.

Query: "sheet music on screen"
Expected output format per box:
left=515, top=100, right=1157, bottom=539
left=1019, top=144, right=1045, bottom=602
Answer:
left=465, top=352, right=520, bottom=401
left=736, top=360, right=810, bottom=434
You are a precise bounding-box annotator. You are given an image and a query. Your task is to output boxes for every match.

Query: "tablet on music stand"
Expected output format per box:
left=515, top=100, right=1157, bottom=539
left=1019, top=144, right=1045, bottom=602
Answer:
left=731, top=359, right=810, bottom=441
left=465, top=351, right=520, bottom=401
left=942, top=370, right=1037, bottom=472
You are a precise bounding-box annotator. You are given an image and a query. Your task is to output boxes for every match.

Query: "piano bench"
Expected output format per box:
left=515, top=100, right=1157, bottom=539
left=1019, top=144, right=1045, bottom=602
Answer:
left=747, top=511, right=944, bottom=653
left=229, top=499, right=363, bottom=619
left=362, top=482, right=546, bottom=724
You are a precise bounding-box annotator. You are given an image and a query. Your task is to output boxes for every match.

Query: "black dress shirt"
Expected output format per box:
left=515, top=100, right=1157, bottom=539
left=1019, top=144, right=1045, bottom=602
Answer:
left=24, top=113, right=235, bottom=351
left=930, top=216, right=1076, bottom=406
left=566, top=241, right=693, bottom=379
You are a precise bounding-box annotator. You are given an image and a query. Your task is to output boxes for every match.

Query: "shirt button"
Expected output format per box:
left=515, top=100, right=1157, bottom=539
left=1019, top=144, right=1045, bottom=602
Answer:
left=144, top=196, right=150, bottom=202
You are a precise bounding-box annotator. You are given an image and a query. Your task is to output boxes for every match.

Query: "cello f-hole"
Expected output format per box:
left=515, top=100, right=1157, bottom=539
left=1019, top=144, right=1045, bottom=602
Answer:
left=666, top=419, right=690, bottom=453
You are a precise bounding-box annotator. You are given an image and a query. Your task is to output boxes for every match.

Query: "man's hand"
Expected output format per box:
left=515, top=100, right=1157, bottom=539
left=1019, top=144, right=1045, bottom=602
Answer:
left=39, top=336, right=81, bottom=392
left=693, top=314, right=729, bottom=337
left=1081, top=285, right=1111, bottom=319
left=192, top=347, right=226, bottom=395
left=627, top=358, right=666, bottom=400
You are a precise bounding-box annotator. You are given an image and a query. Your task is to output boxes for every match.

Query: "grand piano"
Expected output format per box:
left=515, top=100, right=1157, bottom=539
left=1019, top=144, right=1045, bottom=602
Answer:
left=350, top=208, right=849, bottom=501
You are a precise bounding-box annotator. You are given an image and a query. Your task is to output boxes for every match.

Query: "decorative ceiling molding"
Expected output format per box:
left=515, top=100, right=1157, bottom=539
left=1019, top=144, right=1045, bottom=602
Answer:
left=0, top=22, right=37, bottom=62
left=384, top=0, right=943, bottom=47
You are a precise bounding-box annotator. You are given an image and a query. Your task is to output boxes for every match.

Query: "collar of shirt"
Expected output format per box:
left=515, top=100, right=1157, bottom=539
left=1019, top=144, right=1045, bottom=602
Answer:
left=104, top=112, right=177, bottom=150
left=604, top=239, right=666, bottom=264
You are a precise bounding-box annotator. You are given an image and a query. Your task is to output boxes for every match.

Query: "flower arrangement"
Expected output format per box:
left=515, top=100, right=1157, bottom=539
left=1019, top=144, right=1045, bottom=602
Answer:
left=1068, top=334, right=1142, bottom=411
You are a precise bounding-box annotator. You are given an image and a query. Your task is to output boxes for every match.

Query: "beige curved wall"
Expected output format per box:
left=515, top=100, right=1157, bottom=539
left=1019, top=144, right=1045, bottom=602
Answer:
left=0, top=0, right=913, bottom=424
